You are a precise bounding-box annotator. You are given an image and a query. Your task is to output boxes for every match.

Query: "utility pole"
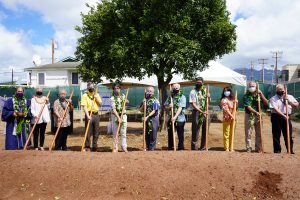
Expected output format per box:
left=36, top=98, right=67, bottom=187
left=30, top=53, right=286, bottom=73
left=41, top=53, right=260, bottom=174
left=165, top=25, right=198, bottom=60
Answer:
left=52, top=39, right=55, bottom=64
left=250, top=61, right=254, bottom=81
left=258, top=58, right=268, bottom=83
left=271, top=51, right=283, bottom=84
left=11, top=68, right=14, bottom=85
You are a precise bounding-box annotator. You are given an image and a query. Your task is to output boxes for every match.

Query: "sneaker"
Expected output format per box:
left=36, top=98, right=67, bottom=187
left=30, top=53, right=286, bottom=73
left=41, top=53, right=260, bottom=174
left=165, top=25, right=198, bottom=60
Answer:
left=83, top=148, right=90, bottom=152
left=40, top=147, right=45, bottom=151
left=122, top=148, right=128, bottom=153
left=246, top=148, right=252, bottom=153
left=91, top=147, right=97, bottom=152
left=35, top=148, right=39, bottom=151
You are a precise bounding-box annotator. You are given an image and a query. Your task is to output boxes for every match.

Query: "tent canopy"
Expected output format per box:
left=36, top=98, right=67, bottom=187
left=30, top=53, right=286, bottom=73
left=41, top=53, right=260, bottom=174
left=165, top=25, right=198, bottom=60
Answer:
left=100, top=61, right=246, bottom=88
left=170, top=61, right=246, bottom=87
left=100, top=76, right=157, bottom=88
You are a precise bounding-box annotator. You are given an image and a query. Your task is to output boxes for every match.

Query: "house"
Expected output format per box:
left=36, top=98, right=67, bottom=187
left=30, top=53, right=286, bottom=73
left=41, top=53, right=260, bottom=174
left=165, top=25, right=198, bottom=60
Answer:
left=24, top=57, right=85, bottom=88
left=281, top=64, right=300, bottom=82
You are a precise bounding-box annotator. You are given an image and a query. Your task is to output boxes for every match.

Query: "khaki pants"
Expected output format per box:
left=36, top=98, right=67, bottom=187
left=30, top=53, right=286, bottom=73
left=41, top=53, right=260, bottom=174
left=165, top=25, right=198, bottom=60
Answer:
left=244, top=113, right=261, bottom=151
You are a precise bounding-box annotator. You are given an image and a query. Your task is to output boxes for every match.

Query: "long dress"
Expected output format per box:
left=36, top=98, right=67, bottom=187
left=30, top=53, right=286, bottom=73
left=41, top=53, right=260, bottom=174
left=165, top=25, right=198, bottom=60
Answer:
left=1, top=97, right=32, bottom=150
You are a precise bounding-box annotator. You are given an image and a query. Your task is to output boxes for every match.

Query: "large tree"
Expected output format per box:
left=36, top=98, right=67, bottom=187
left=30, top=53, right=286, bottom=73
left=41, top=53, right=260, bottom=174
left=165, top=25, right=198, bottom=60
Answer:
left=75, top=0, right=236, bottom=108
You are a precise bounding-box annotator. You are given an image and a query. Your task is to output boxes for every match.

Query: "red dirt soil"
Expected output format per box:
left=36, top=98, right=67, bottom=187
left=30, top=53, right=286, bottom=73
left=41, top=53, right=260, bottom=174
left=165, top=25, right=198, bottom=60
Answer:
left=0, top=151, right=299, bottom=200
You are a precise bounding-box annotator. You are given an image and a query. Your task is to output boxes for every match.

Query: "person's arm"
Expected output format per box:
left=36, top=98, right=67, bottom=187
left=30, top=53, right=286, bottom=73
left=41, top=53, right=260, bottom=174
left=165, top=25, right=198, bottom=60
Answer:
left=112, top=108, right=122, bottom=123
left=172, top=107, right=182, bottom=121
left=1, top=99, right=16, bottom=121
left=221, top=99, right=234, bottom=119
left=258, top=90, right=269, bottom=107
left=286, top=96, right=299, bottom=109
left=94, top=93, right=102, bottom=106
left=246, top=106, right=260, bottom=116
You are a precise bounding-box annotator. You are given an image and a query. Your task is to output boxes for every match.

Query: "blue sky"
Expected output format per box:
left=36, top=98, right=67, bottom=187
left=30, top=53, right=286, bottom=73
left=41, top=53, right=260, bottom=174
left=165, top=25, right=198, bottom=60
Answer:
left=0, top=0, right=299, bottom=84
left=0, top=4, right=55, bottom=45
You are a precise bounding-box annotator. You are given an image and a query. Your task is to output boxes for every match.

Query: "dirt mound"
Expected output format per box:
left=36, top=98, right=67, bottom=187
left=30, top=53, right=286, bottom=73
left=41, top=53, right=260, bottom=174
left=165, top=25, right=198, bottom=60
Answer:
left=0, top=151, right=299, bottom=200
left=252, top=171, right=283, bottom=199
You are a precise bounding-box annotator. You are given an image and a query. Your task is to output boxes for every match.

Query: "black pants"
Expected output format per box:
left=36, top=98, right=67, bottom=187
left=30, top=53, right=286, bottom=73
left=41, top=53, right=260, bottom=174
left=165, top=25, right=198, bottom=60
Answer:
left=145, top=116, right=159, bottom=150
left=167, top=121, right=185, bottom=150
left=85, top=114, right=100, bottom=149
left=271, top=113, right=293, bottom=153
left=33, top=122, right=47, bottom=148
left=191, top=110, right=207, bottom=150
left=55, top=126, right=70, bottom=150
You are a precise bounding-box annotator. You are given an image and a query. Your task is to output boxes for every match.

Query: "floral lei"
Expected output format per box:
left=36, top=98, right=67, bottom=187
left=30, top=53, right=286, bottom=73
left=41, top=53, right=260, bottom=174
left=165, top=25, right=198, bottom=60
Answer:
left=168, top=90, right=184, bottom=123
left=13, top=95, right=29, bottom=135
left=112, top=92, right=125, bottom=127
left=248, top=93, right=260, bottom=128
left=196, top=87, right=207, bottom=125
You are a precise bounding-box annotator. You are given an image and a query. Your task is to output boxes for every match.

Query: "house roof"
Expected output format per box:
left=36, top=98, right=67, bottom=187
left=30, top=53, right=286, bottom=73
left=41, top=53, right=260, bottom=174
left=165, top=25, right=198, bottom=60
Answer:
left=24, top=61, right=82, bottom=71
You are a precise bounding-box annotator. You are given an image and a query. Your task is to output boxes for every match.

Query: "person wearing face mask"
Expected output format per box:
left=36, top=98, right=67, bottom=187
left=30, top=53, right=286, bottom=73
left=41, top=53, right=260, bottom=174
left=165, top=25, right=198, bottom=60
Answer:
left=139, top=87, right=160, bottom=150
left=164, top=83, right=186, bottom=150
left=2, top=87, right=32, bottom=150
left=30, top=87, right=50, bottom=151
left=243, top=81, right=268, bottom=153
left=81, top=82, right=102, bottom=152
left=220, top=87, right=237, bottom=151
left=110, top=83, right=129, bottom=152
left=189, top=77, right=210, bottom=151
left=53, top=90, right=73, bottom=151
left=269, top=84, right=299, bottom=154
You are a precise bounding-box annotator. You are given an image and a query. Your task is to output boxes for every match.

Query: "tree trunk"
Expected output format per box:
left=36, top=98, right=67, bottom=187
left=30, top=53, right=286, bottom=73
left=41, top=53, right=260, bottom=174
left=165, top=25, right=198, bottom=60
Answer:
left=157, top=75, right=171, bottom=132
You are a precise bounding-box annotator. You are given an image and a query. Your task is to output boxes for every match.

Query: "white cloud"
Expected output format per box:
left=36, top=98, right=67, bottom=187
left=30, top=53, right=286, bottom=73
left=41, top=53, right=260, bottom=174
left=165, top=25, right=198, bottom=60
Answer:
left=0, top=0, right=98, bottom=73
left=221, top=0, right=300, bottom=70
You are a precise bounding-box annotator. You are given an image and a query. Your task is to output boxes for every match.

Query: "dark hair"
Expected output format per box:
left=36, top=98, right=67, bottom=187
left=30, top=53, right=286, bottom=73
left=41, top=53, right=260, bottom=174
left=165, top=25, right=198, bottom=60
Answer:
left=112, top=82, right=120, bottom=90
left=195, top=77, right=204, bottom=82
left=220, top=87, right=234, bottom=101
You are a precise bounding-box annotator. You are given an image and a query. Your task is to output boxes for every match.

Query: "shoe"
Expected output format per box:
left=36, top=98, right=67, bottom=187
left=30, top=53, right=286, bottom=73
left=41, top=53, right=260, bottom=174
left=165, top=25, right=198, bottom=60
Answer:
left=246, top=148, right=252, bottom=153
left=35, top=148, right=39, bottom=151
left=62, top=147, right=68, bottom=151
left=122, top=148, right=128, bottom=153
left=91, top=147, right=97, bottom=152
left=83, top=148, right=90, bottom=152
left=40, top=147, right=45, bottom=151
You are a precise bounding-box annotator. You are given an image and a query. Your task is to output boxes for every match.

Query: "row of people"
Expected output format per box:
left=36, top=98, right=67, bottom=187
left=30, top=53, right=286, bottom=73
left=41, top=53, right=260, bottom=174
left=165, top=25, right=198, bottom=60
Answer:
left=2, top=79, right=298, bottom=153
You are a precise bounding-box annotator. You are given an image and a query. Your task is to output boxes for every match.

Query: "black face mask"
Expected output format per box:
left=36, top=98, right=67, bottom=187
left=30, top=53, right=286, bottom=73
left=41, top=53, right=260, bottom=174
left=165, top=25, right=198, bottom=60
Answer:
left=195, top=83, right=202, bottom=90
left=172, top=89, right=179, bottom=95
left=36, top=91, right=43, bottom=96
left=88, top=88, right=95, bottom=93
left=276, top=91, right=284, bottom=96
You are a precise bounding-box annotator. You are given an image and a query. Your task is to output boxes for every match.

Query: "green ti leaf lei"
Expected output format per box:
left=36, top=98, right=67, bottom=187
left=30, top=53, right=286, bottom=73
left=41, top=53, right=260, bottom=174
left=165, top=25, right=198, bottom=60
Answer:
left=248, top=94, right=260, bottom=128
left=196, top=88, right=206, bottom=125
left=168, top=91, right=184, bottom=123
left=112, top=92, right=126, bottom=127
left=13, top=95, right=29, bottom=135
left=145, top=97, right=158, bottom=134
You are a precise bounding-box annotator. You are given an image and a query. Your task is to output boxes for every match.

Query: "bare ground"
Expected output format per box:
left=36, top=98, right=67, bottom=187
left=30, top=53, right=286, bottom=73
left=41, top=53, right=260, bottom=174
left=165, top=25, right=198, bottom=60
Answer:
left=0, top=111, right=299, bottom=200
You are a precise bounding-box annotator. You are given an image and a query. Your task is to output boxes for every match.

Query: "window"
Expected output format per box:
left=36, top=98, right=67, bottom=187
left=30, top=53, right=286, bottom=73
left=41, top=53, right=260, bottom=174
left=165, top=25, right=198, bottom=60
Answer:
left=71, top=72, right=79, bottom=85
left=281, top=70, right=289, bottom=81
left=38, top=73, right=45, bottom=85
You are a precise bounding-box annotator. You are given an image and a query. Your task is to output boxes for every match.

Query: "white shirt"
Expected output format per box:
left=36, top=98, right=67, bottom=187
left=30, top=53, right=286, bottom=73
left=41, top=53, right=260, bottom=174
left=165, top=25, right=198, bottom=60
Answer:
left=30, top=97, right=51, bottom=124
left=189, top=88, right=206, bottom=110
left=269, top=94, right=298, bottom=115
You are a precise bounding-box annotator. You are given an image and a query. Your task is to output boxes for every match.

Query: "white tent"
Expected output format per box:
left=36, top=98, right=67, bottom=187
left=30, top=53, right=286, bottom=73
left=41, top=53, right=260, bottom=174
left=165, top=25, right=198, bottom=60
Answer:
left=170, top=60, right=247, bottom=87
left=101, top=76, right=157, bottom=88
left=100, top=61, right=246, bottom=88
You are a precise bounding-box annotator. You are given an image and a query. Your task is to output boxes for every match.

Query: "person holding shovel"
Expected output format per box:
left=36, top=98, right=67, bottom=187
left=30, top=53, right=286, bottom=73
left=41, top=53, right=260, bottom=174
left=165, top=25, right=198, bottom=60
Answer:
left=269, top=84, right=299, bottom=154
left=81, top=83, right=102, bottom=152
left=110, top=83, right=129, bottom=152
left=139, top=86, right=160, bottom=151
left=243, top=81, right=268, bottom=153
left=164, top=83, right=186, bottom=151
left=53, top=89, right=73, bottom=151
left=189, top=77, right=210, bottom=151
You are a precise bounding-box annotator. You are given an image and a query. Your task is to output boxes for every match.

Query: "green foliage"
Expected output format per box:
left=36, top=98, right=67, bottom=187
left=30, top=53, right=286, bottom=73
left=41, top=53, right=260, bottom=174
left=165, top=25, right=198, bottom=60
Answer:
left=75, top=0, right=236, bottom=86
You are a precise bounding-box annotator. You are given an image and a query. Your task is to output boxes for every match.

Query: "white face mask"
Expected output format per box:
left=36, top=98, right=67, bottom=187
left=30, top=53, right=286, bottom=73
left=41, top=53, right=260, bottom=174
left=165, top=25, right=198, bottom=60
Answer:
left=224, top=91, right=231, bottom=97
left=248, top=86, right=256, bottom=93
